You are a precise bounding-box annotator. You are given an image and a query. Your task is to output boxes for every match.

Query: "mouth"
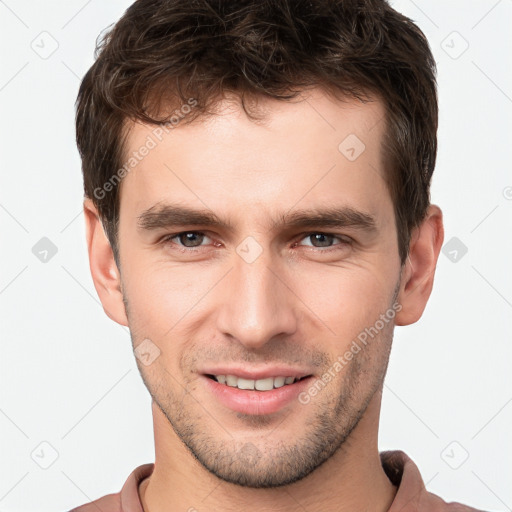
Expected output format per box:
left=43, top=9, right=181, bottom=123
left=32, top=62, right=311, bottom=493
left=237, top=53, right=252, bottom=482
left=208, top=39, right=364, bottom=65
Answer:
left=201, top=372, right=314, bottom=415
left=205, top=374, right=311, bottom=391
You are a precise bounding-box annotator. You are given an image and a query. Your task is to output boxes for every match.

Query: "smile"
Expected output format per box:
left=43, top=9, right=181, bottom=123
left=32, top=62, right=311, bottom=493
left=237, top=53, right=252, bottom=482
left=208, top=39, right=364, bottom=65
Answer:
left=202, top=373, right=314, bottom=415
left=206, top=374, right=310, bottom=391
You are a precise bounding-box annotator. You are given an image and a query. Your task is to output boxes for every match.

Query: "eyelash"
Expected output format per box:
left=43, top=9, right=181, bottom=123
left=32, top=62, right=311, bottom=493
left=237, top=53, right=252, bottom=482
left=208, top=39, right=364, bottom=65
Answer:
left=159, top=231, right=352, bottom=253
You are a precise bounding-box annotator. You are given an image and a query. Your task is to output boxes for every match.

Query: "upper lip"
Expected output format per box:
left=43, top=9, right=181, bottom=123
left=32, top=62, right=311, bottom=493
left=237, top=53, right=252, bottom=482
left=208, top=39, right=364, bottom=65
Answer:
left=200, top=367, right=313, bottom=380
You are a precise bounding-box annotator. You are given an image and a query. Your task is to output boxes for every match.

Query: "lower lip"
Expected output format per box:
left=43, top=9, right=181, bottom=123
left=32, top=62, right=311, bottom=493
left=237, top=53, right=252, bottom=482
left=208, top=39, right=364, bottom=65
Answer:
left=201, top=375, right=313, bottom=415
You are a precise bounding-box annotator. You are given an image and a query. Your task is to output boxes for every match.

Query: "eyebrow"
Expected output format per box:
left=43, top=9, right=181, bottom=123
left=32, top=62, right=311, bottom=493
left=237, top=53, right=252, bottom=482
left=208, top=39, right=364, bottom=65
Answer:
left=137, top=203, right=378, bottom=234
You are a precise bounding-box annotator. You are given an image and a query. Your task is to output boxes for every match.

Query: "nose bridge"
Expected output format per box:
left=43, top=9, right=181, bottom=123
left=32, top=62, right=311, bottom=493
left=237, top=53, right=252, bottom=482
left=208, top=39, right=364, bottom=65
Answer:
left=216, top=242, right=297, bottom=348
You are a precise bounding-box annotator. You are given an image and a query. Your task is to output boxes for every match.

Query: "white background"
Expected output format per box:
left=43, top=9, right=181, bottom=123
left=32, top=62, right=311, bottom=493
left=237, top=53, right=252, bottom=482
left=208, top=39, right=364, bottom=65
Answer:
left=0, top=1, right=511, bottom=511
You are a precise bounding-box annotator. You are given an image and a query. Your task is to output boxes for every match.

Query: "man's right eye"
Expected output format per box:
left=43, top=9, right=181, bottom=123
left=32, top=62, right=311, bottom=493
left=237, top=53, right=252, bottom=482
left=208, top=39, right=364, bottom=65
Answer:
left=160, top=231, right=213, bottom=249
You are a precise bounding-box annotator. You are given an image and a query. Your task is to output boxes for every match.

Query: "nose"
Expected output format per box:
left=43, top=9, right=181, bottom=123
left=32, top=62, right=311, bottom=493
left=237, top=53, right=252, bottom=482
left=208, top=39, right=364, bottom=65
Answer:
left=215, top=245, right=298, bottom=350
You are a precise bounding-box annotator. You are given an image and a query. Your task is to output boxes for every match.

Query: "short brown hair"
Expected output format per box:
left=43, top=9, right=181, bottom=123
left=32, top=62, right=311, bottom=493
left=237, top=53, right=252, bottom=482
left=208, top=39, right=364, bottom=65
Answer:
left=75, top=0, right=438, bottom=265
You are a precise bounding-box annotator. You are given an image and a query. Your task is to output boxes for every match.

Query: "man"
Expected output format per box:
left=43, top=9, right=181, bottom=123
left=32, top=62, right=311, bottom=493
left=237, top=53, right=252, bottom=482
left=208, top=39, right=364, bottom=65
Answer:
left=71, top=0, right=483, bottom=510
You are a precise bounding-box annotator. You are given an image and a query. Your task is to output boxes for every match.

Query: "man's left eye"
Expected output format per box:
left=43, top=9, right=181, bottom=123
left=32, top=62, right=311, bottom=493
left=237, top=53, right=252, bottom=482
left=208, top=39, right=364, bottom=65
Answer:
left=297, top=233, right=350, bottom=249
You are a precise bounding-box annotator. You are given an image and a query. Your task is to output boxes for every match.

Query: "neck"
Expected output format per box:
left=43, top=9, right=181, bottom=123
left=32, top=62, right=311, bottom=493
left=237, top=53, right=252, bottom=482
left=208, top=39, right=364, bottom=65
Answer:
left=141, top=391, right=396, bottom=512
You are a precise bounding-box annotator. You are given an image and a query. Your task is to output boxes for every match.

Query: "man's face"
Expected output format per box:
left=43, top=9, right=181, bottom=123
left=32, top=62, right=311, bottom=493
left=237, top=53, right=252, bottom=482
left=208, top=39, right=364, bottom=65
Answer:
left=116, top=88, right=402, bottom=487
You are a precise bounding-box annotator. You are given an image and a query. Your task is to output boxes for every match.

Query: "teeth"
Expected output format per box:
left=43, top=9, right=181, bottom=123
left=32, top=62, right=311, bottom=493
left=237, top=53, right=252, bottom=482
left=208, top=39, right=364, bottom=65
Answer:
left=213, top=374, right=302, bottom=390
left=255, top=377, right=273, bottom=391
left=237, top=377, right=255, bottom=390
left=226, top=375, right=238, bottom=387
left=273, top=376, right=285, bottom=388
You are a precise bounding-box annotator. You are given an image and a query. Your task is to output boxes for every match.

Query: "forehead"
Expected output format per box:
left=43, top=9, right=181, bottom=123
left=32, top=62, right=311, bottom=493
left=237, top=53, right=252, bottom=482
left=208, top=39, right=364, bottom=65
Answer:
left=119, top=88, right=391, bottom=227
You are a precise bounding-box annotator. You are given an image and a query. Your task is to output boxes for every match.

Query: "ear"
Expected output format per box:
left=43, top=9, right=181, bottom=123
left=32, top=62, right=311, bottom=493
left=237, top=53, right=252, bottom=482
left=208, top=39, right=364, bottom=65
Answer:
left=395, top=204, right=444, bottom=326
left=83, top=198, right=129, bottom=326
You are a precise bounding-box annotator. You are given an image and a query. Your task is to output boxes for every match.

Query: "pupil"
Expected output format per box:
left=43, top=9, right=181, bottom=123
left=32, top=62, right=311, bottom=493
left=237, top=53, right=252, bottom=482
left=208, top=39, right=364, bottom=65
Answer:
left=181, top=233, right=203, bottom=247
left=312, top=234, right=332, bottom=247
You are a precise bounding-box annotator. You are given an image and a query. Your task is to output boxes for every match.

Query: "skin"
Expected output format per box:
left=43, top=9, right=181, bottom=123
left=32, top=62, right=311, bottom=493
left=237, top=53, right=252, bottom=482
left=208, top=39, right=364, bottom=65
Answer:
left=84, top=87, right=444, bottom=512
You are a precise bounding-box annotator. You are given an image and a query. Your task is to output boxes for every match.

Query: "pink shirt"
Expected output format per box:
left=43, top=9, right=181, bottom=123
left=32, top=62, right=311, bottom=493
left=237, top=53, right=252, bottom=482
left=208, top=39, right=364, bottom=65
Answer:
left=69, top=450, right=484, bottom=512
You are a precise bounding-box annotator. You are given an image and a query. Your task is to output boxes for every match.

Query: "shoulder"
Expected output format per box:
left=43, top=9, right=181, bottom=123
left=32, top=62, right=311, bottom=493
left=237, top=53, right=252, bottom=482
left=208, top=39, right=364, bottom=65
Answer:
left=68, top=463, right=154, bottom=512
left=69, top=492, right=121, bottom=512
left=380, top=450, right=487, bottom=512
left=422, top=490, right=490, bottom=512
left=425, top=494, right=489, bottom=512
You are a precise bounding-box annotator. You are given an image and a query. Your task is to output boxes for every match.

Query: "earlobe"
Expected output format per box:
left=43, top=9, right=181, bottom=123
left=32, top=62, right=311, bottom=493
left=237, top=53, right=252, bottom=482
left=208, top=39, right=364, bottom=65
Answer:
left=83, top=198, right=129, bottom=326
left=395, top=205, right=444, bottom=326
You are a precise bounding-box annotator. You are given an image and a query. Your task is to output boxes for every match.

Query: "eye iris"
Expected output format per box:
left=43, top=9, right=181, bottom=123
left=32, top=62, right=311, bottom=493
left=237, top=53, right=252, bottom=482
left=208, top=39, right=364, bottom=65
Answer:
left=180, top=232, right=204, bottom=247
left=311, top=234, right=333, bottom=247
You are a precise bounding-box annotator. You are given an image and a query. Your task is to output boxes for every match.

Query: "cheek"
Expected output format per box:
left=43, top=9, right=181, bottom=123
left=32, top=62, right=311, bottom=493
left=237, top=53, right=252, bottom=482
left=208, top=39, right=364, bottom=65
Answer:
left=121, top=258, right=222, bottom=338
left=291, top=263, right=395, bottom=345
